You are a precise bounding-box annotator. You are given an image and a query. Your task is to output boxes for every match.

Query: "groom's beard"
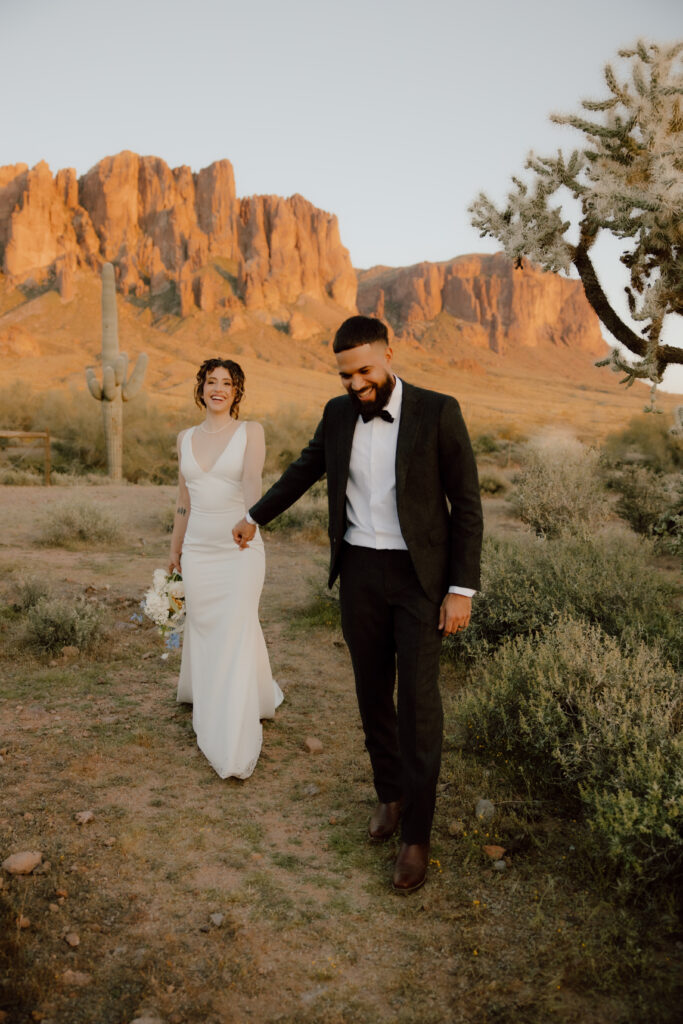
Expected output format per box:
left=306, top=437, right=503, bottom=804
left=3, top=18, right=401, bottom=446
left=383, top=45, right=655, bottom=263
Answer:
left=349, top=374, right=395, bottom=420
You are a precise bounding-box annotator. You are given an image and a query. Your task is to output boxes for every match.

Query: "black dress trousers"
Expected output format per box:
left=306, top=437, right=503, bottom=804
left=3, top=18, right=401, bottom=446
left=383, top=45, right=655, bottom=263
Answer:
left=338, top=543, right=444, bottom=844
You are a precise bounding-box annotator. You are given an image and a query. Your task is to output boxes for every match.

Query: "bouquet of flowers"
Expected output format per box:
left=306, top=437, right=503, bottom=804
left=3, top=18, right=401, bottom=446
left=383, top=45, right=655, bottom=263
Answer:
left=141, top=569, right=186, bottom=648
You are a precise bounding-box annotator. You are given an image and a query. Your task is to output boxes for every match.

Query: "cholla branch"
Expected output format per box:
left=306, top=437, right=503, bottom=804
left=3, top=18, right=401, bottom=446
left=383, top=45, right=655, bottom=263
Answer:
left=469, top=40, right=683, bottom=406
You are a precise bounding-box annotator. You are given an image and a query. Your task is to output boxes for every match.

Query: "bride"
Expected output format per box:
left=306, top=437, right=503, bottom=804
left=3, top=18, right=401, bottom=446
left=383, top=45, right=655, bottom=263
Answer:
left=169, top=358, right=283, bottom=778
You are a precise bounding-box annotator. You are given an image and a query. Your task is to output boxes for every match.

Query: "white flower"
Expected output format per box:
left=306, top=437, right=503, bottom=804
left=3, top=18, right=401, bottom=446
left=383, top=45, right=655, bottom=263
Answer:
left=142, top=569, right=186, bottom=638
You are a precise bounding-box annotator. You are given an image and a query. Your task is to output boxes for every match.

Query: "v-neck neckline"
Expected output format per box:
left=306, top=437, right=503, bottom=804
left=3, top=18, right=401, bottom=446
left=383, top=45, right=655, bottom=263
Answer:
left=190, top=422, right=245, bottom=474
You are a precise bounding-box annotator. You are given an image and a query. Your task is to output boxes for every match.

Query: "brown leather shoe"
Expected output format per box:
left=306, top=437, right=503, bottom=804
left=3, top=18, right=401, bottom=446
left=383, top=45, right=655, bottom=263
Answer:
left=368, top=800, right=402, bottom=842
left=392, top=842, right=429, bottom=893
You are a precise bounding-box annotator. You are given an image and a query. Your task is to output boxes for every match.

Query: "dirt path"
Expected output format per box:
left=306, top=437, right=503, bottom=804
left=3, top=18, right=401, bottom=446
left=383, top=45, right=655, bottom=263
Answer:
left=0, top=486, right=678, bottom=1024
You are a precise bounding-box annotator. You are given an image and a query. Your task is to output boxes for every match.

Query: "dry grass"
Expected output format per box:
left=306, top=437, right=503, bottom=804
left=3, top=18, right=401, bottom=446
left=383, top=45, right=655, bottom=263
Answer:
left=0, top=486, right=681, bottom=1024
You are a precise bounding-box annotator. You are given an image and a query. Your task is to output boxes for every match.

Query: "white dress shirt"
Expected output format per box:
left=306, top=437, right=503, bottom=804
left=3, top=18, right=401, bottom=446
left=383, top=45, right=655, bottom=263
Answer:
left=345, top=377, right=475, bottom=598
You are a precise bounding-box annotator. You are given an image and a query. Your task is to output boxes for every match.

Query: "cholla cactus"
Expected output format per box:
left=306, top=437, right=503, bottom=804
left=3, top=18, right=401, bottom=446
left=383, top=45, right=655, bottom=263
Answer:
left=85, top=263, right=148, bottom=481
left=470, top=40, right=683, bottom=406
left=670, top=406, right=683, bottom=439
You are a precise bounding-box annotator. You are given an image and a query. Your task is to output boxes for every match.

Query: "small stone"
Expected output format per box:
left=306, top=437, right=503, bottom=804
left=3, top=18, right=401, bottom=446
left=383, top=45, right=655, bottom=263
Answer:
left=23, top=812, right=34, bottom=822
left=448, top=819, right=465, bottom=836
left=328, top=815, right=338, bottom=825
left=48, top=660, right=58, bottom=667
left=483, top=845, right=506, bottom=860
left=102, top=837, right=116, bottom=847
left=64, top=932, right=80, bottom=947
left=475, top=798, right=495, bottom=823
left=209, top=912, right=224, bottom=927
left=142, top=652, right=154, bottom=660
left=304, top=737, right=323, bottom=754
left=61, top=969, right=92, bottom=987
left=18, top=915, right=30, bottom=929
left=55, top=887, right=68, bottom=898
left=493, top=859, right=507, bottom=872
left=74, top=810, right=94, bottom=825
left=303, top=783, right=320, bottom=796
left=49, top=903, right=59, bottom=912
left=61, top=645, right=79, bottom=659
left=2, top=850, right=42, bottom=875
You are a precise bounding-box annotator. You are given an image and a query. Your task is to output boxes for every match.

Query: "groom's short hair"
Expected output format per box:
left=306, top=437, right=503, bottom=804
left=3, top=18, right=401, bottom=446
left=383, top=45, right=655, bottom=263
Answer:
left=333, top=316, right=388, bottom=353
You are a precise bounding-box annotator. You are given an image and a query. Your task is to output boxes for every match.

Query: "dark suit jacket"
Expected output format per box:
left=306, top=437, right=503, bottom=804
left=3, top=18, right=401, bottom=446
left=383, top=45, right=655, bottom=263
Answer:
left=250, top=381, right=483, bottom=603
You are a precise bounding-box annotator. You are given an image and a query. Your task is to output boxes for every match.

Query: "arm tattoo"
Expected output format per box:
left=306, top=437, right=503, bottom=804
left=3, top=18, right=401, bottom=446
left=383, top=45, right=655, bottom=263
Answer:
left=176, top=506, right=187, bottom=517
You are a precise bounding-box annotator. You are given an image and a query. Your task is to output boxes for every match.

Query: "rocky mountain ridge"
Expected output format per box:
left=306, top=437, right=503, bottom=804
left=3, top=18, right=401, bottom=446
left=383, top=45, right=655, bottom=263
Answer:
left=0, top=151, right=605, bottom=358
left=0, top=152, right=356, bottom=322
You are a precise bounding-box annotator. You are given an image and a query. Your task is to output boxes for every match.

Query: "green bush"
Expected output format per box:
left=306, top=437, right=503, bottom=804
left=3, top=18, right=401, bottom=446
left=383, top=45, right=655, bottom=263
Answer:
left=15, top=577, right=52, bottom=612
left=612, top=466, right=674, bottom=535
left=472, top=433, right=500, bottom=455
left=603, top=413, right=683, bottom=474
left=653, top=499, right=683, bottom=557
left=260, top=479, right=327, bottom=540
left=444, top=531, right=681, bottom=669
left=456, top=618, right=682, bottom=895
left=509, top=435, right=609, bottom=537
left=23, top=596, right=103, bottom=654
left=261, top=407, right=321, bottom=475
left=37, top=500, right=122, bottom=547
left=478, top=471, right=508, bottom=496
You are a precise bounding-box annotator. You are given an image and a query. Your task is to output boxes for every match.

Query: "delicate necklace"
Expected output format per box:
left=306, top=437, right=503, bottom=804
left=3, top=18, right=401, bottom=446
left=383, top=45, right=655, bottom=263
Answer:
left=200, top=420, right=232, bottom=434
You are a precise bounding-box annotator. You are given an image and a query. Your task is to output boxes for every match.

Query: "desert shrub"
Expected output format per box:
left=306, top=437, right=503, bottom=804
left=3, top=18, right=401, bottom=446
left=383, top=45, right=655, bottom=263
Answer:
left=472, top=433, right=500, bottom=455
left=160, top=502, right=176, bottom=533
left=261, top=407, right=321, bottom=475
left=456, top=618, right=682, bottom=895
left=444, top=531, right=681, bottom=668
left=612, top=466, right=674, bottom=535
left=36, top=500, right=121, bottom=547
left=478, top=471, right=508, bottom=496
left=653, top=497, right=683, bottom=557
left=603, top=413, right=683, bottom=474
left=509, top=434, right=609, bottom=537
left=0, top=386, right=193, bottom=482
left=260, top=479, right=327, bottom=540
left=14, top=577, right=53, bottom=612
left=23, top=596, right=103, bottom=653
left=0, top=466, right=45, bottom=485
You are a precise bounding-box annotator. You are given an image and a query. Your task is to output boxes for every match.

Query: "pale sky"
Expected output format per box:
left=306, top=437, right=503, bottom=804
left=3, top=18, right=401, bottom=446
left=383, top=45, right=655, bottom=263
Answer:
left=3, top=0, right=682, bottom=391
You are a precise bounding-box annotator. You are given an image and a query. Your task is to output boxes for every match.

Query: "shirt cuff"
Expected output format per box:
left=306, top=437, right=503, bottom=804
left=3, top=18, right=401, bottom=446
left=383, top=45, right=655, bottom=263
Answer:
left=245, top=511, right=256, bottom=525
left=448, top=586, right=476, bottom=597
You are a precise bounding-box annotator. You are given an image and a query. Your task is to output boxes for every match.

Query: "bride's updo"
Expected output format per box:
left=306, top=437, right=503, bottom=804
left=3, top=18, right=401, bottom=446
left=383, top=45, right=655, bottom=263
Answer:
left=194, top=358, right=245, bottom=418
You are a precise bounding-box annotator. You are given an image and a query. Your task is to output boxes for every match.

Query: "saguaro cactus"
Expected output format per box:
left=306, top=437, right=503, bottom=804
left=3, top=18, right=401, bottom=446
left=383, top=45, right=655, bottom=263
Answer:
left=85, top=263, right=148, bottom=481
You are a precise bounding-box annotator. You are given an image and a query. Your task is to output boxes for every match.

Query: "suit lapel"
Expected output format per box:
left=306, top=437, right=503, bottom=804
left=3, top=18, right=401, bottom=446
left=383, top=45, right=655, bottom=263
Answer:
left=396, top=381, right=423, bottom=499
left=332, top=397, right=357, bottom=524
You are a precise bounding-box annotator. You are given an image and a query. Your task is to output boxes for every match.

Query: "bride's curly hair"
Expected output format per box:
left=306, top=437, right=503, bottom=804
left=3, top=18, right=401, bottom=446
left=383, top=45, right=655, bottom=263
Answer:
left=194, top=358, right=245, bottom=418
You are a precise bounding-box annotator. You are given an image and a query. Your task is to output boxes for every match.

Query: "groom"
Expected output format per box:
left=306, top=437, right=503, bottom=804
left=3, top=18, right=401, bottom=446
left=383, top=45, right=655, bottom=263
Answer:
left=233, top=315, right=483, bottom=892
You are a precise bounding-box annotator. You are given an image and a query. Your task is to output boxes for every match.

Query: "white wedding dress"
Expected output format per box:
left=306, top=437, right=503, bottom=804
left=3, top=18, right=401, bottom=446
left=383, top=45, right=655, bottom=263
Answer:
left=176, top=423, right=283, bottom=779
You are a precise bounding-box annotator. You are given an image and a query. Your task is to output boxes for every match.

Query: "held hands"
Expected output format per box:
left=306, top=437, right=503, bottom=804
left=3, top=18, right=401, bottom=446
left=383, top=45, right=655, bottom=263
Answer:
left=438, top=593, right=471, bottom=636
left=232, top=517, right=257, bottom=550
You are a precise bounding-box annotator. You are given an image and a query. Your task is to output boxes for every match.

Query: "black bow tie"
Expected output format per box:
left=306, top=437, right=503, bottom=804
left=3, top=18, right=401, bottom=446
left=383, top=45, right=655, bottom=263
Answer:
left=361, top=409, right=394, bottom=424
